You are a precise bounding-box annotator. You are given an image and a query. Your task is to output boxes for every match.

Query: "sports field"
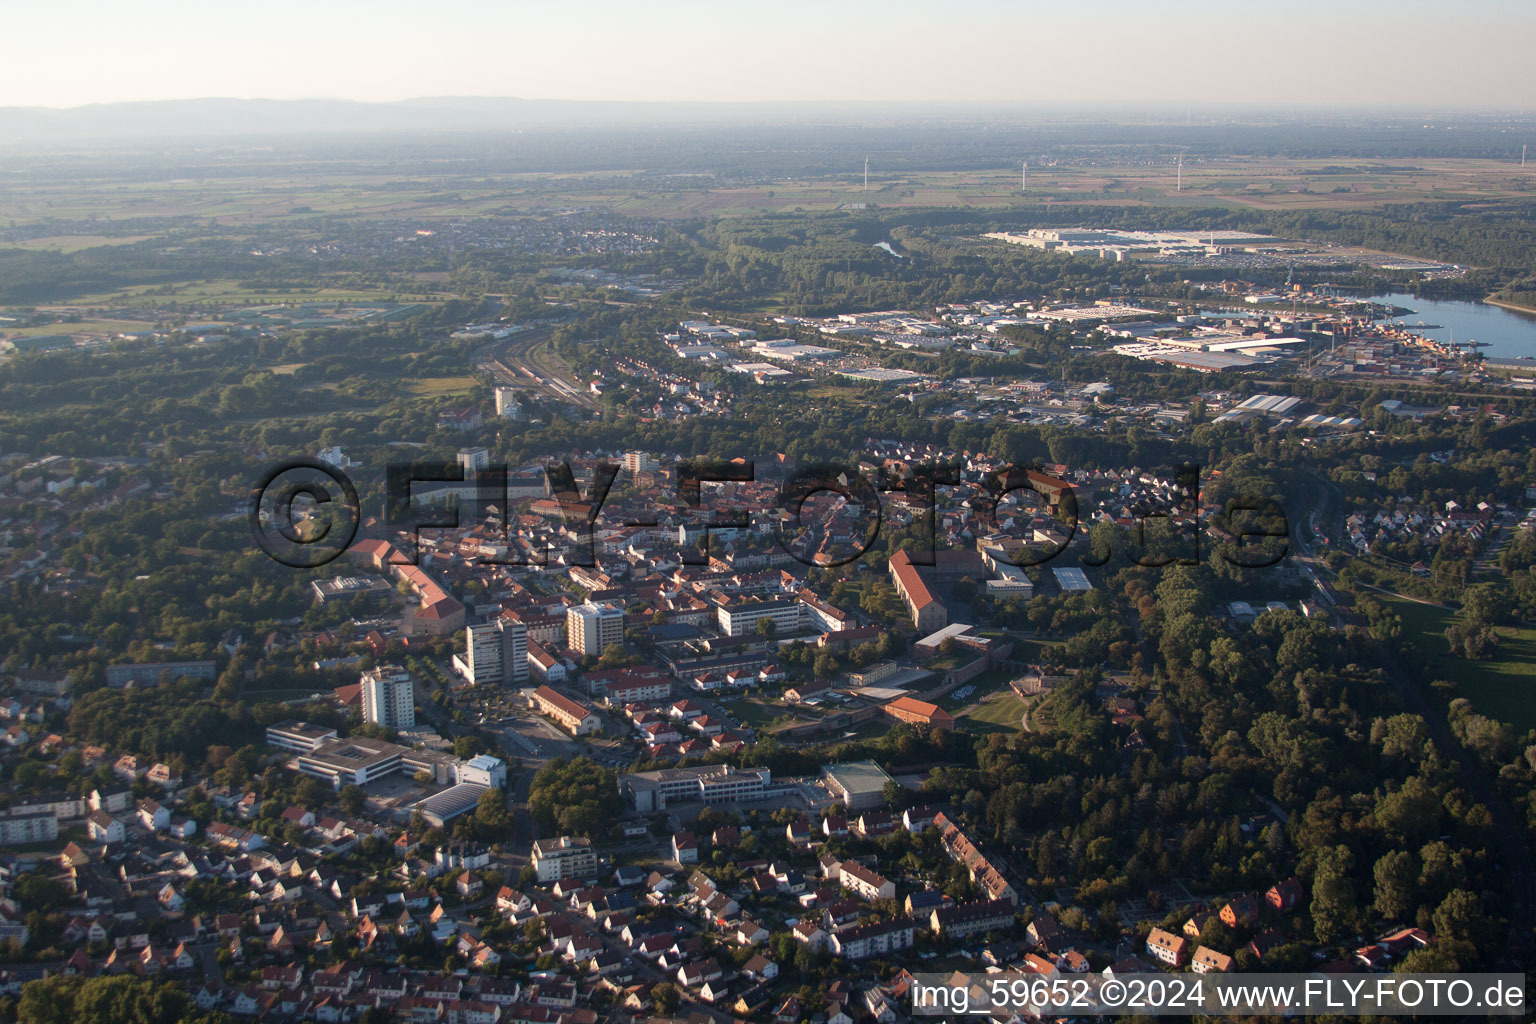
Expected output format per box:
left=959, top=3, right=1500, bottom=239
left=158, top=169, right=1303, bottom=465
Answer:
left=960, top=689, right=1031, bottom=734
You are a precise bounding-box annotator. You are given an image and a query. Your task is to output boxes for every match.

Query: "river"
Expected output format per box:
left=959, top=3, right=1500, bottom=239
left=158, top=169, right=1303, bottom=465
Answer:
left=1367, top=291, right=1536, bottom=360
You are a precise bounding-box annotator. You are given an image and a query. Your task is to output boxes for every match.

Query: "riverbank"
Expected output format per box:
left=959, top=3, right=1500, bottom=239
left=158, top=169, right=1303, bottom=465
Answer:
left=1365, top=291, right=1536, bottom=359
left=1485, top=295, right=1536, bottom=316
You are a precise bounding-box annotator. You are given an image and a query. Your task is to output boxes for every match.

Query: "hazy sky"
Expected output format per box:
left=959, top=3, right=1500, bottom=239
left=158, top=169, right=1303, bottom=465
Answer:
left=5, top=0, right=1533, bottom=109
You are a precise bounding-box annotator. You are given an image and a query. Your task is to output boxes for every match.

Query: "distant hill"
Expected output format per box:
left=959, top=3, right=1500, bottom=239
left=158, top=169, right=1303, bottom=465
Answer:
left=0, top=96, right=968, bottom=143
left=2, top=99, right=1531, bottom=166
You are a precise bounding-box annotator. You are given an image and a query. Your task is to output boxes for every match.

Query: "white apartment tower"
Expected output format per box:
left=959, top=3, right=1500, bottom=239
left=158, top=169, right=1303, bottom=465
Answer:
left=494, top=387, right=523, bottom=420
left=623, top=451, right=659, bottom=475
left=457, top=446, right=491, bottom=473
left=566, top=601, right=624, bottom=657
left=531, top=835, right=597, bottom=883
left=500, top=618, right=529, bottom=684
left=464, top=619, right=528, bottom=686
left=360, top=665, right=415, bottom=730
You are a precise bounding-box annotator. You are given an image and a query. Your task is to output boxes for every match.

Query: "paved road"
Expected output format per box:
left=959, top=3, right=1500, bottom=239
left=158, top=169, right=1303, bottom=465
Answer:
left=496, top=739, right=539, bottom=852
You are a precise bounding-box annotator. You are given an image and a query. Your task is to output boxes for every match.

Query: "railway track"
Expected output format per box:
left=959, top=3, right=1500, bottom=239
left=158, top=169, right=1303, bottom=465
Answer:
left=477, top=326, right=603, bottom=411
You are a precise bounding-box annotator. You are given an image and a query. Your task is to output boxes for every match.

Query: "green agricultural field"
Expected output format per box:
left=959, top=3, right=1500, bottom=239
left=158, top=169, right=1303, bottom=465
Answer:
left=1379, top=593, right=1536, bottom=732
left=5, top=155, right=1535, bottom=233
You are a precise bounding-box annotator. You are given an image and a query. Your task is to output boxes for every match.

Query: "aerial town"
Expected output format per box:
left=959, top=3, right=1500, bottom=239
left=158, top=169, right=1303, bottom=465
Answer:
left=1, top=14, right=1535, bottom=1022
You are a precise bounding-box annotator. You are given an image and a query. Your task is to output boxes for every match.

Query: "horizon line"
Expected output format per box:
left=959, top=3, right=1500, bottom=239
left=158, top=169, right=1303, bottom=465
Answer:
left=5, top=95, right=1535, bottom=116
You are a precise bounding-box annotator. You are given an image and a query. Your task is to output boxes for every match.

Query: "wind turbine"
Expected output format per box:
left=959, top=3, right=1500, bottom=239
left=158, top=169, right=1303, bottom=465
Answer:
left=1021, top=161, right=1028, bottom=193
left=864, top=156, right=869, bottom=191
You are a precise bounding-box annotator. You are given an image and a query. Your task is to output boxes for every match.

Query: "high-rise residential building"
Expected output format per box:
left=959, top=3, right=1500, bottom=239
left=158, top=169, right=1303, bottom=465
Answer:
left=623, top=451, right=659, bottom=475
left=360, top=665, right=415, bottom=730
left=501, top=618, right=528, bottom=684
left=460, top=619, right=527, bottom=686
left=494, top=387, right=522, bottom=420
left=463, top=622, right=503, bottom=686
left=531, top=835, right=597, bottom=882
left=566, top=601, right=624, bottom=657
left=317, top=445, right=354, bottom=469
left=457, top=446, right=491, bottom=473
